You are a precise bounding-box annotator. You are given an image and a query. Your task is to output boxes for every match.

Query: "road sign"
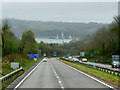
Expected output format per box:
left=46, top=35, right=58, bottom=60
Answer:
left=80, top=52, right=86, bottom=57
left=34, top=58, right=37, bottom=61
left=68, top=53, right=70, bottom=55
left=53, top=52, right=57, bottom=56
left=11, top=62, right=19, bottom=70
left=112, top=55, right=120, bottom=61
left=27, top=54, right=39, bottom=58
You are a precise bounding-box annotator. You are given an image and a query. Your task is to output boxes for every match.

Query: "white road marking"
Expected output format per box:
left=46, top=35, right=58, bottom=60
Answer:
left=55, top=73, right=57, bottom=76
left=61, top=86, right=64, bottom=89
left=57, top=60, right=117, bottom=90
left=50, top=62, right=65, bottom=89
left=59, top=81, right=61, bottom=84
left=14, top=59, right=44, bottom=90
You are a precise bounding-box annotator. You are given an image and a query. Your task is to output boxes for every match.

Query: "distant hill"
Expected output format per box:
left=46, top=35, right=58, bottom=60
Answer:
left=5, top=18, right=108, bottom=38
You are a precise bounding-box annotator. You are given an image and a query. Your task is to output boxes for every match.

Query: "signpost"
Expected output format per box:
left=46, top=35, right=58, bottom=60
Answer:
left=53, top=52, right=57, bottom=56
left=11, top=62, right=19, bottom=70
left=80, top=52, right=86, bottom=57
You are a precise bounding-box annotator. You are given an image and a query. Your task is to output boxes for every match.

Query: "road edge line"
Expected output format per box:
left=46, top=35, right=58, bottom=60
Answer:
left=57, top=60, right=117, bottom=90
left=13, top=59, right=44, bottom=89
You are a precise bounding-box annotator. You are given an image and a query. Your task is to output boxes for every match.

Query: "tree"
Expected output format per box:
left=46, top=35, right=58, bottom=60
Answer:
left=0, top=28, right=2, bottom=57
left=113, top=16, right=120, bottom=54
left=19, top=30, right=37, bottom=54
left=2, top=20, right=17, bottom=56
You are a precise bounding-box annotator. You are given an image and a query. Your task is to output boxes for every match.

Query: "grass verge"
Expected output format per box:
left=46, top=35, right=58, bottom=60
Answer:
left=57, top=59, right=120, bottom=87
left=2, top=57, right=43, bottom=90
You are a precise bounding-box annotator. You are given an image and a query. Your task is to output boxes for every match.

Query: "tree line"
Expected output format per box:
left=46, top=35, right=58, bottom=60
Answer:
left=59, top=16, right=119, bottom=60
left=1, top=20, right=70, bottom=61
left=1, top=16, right=119, bottom=62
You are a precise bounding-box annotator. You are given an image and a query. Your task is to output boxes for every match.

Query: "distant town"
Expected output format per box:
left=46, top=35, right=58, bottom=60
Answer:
left=49, top=33, right=72, bottom=39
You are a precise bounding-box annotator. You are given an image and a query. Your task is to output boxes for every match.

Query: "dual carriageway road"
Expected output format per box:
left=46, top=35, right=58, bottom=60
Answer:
left=13, top=58, right=116, bottom=89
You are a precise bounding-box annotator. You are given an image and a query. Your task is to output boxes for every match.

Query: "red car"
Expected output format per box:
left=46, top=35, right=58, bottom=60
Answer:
left=48, top=56, right=51, bottom=58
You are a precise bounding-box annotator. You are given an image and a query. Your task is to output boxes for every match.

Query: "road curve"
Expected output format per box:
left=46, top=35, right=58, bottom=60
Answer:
left=17, top=58, right=113, bottom=88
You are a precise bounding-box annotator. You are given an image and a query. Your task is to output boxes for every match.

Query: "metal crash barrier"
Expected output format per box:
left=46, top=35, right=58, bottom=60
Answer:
left=0, top=67, right=24, bottom=82
left=59, top=57, right=120, bottom=76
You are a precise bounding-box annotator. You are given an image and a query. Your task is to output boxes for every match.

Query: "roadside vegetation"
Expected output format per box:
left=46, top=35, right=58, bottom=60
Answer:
left=2, top=57, right=42, bottom=90
left=1, top=19, right=71, bottom=89
left=1, top=20, right=44, bottom=89
left=57, top=59, right=119, bottom=87
left=1, top=15, right=119, bottom=89
left=59, top=16, right=120, bottom=63
left=1, top=19, right=70, bottom=76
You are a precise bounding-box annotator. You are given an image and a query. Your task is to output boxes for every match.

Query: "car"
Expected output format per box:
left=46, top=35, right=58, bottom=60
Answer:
left=59, top=57, right=65, bottom=60
left=82, top=58, right=87, bottom=62
left=64, top=56, right=69, bottom=61
left=68, top=56, right=73, bottom=61
left=72, top=58, right=79, bottom=62
left=48, top=56, right=51, bottom=58
left=43, top=58, right=47, bottom=62
left=65, top=58, right=68, bottom=61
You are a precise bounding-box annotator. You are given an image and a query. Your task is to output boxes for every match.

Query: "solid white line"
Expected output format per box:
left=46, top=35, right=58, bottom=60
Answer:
left=14, top=59, right=44, bottom=89
left=57, top=60, right=116, bottom=90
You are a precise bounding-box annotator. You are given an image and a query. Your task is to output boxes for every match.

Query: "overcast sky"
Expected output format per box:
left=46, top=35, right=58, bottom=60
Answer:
left=2, top=2, right=118, bottom=23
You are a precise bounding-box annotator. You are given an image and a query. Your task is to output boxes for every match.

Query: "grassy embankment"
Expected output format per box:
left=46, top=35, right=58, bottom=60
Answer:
left=57, top=59, right=119, bottom=87
left=1, top=54, right=43, bottom=89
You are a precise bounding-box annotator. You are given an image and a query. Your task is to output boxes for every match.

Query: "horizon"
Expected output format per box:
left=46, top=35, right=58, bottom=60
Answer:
left=2, top=18, right=110, bottom=24
left=2, top=2, right=118, bottom=23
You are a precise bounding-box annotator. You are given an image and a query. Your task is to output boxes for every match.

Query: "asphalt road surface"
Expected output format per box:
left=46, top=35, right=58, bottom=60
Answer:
left=17, top=58, right=114, bottom=89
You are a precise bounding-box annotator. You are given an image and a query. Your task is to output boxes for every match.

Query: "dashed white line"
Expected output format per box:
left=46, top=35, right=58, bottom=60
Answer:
left=57, top=60, right=117, bottom=90
left=50, top=62, right=65, bottom=89
left=59, top=81, right=61, bottom=84
left=61, top=86, right=64, bottom=89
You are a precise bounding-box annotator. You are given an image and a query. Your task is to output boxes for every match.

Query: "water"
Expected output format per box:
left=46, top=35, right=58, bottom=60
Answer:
left=35, top=38, right=72, bottom=44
